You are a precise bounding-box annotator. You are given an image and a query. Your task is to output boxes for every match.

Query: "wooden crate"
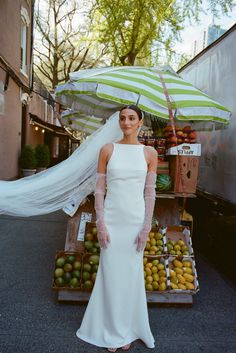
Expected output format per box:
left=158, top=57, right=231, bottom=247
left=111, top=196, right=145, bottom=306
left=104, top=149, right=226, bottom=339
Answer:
left=164, top=225, right=194, bottom=257
left=52, top=251, right=83, bottom=291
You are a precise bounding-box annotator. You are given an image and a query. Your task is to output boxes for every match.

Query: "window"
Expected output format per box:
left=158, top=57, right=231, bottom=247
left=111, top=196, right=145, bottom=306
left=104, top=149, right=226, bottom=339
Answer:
left=20, top=7, right=30, bottom=75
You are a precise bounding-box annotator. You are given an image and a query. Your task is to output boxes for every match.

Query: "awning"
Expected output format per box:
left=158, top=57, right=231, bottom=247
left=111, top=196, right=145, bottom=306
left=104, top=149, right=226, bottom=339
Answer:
left=29, top=113, right=71, bottom=136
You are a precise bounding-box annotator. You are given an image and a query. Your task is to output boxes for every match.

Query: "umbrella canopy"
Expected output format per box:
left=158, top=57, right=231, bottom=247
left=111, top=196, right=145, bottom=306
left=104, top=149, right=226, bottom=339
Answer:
left=55, top=65, right=231, bottom=128
left=60, top=110, right=103, bottom=135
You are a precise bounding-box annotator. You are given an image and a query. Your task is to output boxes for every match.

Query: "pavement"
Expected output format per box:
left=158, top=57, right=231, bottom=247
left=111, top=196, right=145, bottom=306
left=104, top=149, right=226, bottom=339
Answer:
left=0, top=211, right=236, bottom=353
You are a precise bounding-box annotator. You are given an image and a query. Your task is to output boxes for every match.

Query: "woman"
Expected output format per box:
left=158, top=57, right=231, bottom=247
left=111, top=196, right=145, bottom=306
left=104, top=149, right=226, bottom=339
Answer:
left=76, top=105, right=157, bottom=351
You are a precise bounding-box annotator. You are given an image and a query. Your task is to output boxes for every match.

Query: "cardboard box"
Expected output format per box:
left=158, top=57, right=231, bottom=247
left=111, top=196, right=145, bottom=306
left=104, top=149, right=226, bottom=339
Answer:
left=166, top=143, right=201, bottom=156
left=167, top=256, right=200, bottom=294
left=52, top=251, right=83, bottom=291
left=168, top=155, right=199, bottom=193
left=165, top=225, right=194, bottom=256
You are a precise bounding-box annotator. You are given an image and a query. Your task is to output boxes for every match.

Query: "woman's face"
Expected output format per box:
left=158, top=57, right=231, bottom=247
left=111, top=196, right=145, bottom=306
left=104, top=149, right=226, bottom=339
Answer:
left=119, top=109, right=142, bottom=136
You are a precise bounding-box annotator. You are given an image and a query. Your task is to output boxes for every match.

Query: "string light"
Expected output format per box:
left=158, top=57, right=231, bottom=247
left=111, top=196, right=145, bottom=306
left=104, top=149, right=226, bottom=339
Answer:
left=35, top=126, right=38, bottom=131
left=42, top=129, right=45, bottom=133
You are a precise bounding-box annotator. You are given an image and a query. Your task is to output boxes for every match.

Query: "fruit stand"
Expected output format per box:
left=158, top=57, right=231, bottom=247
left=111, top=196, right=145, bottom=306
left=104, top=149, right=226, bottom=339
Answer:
left=52, top=124, right=201, bottom=306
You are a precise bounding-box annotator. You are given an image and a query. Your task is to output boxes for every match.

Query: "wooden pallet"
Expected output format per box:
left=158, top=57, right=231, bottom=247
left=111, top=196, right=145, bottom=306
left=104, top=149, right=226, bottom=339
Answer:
left=57, top=289, right=193, bottom=306
left=57, top=195, right=194, bottom=305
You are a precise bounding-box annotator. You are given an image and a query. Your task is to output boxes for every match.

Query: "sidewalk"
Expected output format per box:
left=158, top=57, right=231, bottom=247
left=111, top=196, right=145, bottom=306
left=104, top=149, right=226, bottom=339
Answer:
left=0, top=211, right=236, bottom=353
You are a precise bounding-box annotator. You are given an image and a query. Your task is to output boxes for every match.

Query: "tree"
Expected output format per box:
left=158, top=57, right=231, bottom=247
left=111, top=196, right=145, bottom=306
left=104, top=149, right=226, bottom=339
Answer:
left=34, top=0, right=108, bottom=89
left=91, top=0, right=235, bottom=66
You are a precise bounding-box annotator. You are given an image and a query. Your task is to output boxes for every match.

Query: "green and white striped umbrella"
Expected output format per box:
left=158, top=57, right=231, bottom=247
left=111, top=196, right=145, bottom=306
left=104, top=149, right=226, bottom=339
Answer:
left=60, top=110, right=103, bottom=135
left=55, top=65, right=231, bottom=128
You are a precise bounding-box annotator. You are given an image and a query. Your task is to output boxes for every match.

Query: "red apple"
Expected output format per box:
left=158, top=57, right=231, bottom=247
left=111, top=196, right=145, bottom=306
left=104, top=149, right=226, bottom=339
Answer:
left=169, top=136, right=178, bottom=143
left=188, top=131, right=196, bottom=139
left=183, top=125, right=192, bottom=132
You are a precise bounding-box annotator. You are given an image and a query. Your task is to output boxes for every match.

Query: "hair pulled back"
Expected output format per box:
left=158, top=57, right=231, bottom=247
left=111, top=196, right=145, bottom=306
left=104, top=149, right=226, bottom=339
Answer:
left=119, top=105, right=143, bottom=120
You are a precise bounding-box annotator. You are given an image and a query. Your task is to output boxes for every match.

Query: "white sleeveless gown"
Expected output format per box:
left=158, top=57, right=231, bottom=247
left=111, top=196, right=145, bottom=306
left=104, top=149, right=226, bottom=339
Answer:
left=76, top=143, right=155, bottom=349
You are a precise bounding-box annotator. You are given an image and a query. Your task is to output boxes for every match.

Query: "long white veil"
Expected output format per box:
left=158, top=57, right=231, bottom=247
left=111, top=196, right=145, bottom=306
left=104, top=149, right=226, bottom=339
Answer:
left=0, top=112, right=123, bottom=217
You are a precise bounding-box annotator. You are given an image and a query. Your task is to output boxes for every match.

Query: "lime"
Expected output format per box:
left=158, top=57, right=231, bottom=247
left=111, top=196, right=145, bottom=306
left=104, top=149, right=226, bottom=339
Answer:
left=72, top=270, right=80, bottom=279
left=64, top=263, right=73, bottom=272
left=92, top=264, right=99, bottom=272
left=91, top=227, right=97, bottom=235
left=73, top=261, right=81, bottom=270
left=55, top=277, right=65, bottom=287
left=66, top=255, right=76, bottom=264
left=94, top=241, right=100, bottom=249
left=89, top=255, right=99, bottom=265
left=54, top=268, right=64, bottom=278
left=91, top=272, right=97, bottom=282
left=56, top=257, right=66, bottom=267
left=84, top=280, right=93, bottom=290
left=85, top=232, right=94, bottom=241
left=91, top=247, right=98, bottom=254
left=63, top=272, right=71, bottom=283
left=84, top=240, right=93, bottom=251
left=82, top=271, right=91, bottom=281
left=69, top=278, right=79, bottom=288
left=83, top=263, right=92, bottom=272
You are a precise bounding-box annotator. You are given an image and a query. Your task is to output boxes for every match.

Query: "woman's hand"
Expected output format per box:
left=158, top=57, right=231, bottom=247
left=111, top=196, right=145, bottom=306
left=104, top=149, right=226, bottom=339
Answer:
left=96, top=220, right=110, bottom=249
left=134, top=228, right=150, bottom=252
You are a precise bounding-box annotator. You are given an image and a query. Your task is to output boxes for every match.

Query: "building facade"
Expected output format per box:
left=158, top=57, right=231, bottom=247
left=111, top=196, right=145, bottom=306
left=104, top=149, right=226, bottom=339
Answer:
left=0, top=0, right=76, bottom=180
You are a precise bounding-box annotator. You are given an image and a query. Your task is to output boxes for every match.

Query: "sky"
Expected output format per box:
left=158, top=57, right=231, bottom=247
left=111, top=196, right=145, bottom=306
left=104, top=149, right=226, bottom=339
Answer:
left=174, top=2, right=236, bottom=58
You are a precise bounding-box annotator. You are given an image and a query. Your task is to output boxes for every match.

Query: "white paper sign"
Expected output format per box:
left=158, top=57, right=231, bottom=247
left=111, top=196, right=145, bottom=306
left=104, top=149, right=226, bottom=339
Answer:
left=77, top=212, right=92, bottom=241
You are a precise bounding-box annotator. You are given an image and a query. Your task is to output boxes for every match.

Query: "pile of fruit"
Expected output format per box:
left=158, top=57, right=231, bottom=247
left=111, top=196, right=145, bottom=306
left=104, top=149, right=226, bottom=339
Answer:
left=84, top=225, right=100, bottom=253
left=144, top=229, right=165, bottom=255
left=164, top=125, right=197, bottom=148
left=144, top=257, right=167, bottom=291
left=81, top=254, right=100, bottom=291
left=53, top=254, right=82, bottom=289
left=166, top=238, right=190, bottom=256
left=169, top=259, right=195, bottom=290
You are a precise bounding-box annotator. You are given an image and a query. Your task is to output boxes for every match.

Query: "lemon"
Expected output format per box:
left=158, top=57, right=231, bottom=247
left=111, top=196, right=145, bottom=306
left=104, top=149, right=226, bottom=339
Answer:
left=152, top=281, right=159, bottom=290
left=145, top=283, right=153, bottom=291
left=159, top=277, right=167, bottom=284
left=153, top=273, right=159, bottom=282
left=158, top=282, right=167, bottom=291
left=146, top=275, right=153, bottom=283
left=151, top=266, right=158, bottom=274
left=145, top=268, right=152, bottom=276
left=157, top=263, right=165, bottom=270
left=150, top=239, right=156, bottom=246
left=152, top=259, right=159, bottom=266
left=158, top=269, right=166, bottom=277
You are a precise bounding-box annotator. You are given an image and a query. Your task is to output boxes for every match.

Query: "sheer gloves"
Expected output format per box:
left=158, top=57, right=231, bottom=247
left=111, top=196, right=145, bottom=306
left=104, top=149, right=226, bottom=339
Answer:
left=135, top=171, right=157, bottom=252
left=94, top=173, right=110, bottom=249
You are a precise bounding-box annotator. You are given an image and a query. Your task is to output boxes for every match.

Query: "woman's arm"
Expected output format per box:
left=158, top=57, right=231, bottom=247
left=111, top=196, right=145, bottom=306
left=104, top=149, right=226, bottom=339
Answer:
left=135, top=146, right=158, bottom=252
left=94, top=143, right=113, bottom=249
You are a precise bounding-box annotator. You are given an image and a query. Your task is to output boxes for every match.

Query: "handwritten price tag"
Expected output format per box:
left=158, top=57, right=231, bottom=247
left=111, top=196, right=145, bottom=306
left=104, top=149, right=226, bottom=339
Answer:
left=77, top=212, right=92, bottom=241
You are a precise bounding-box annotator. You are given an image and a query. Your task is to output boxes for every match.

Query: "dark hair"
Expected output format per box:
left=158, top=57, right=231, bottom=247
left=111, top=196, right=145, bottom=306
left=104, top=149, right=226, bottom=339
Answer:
left=119, top=105, right=143, bottom=120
